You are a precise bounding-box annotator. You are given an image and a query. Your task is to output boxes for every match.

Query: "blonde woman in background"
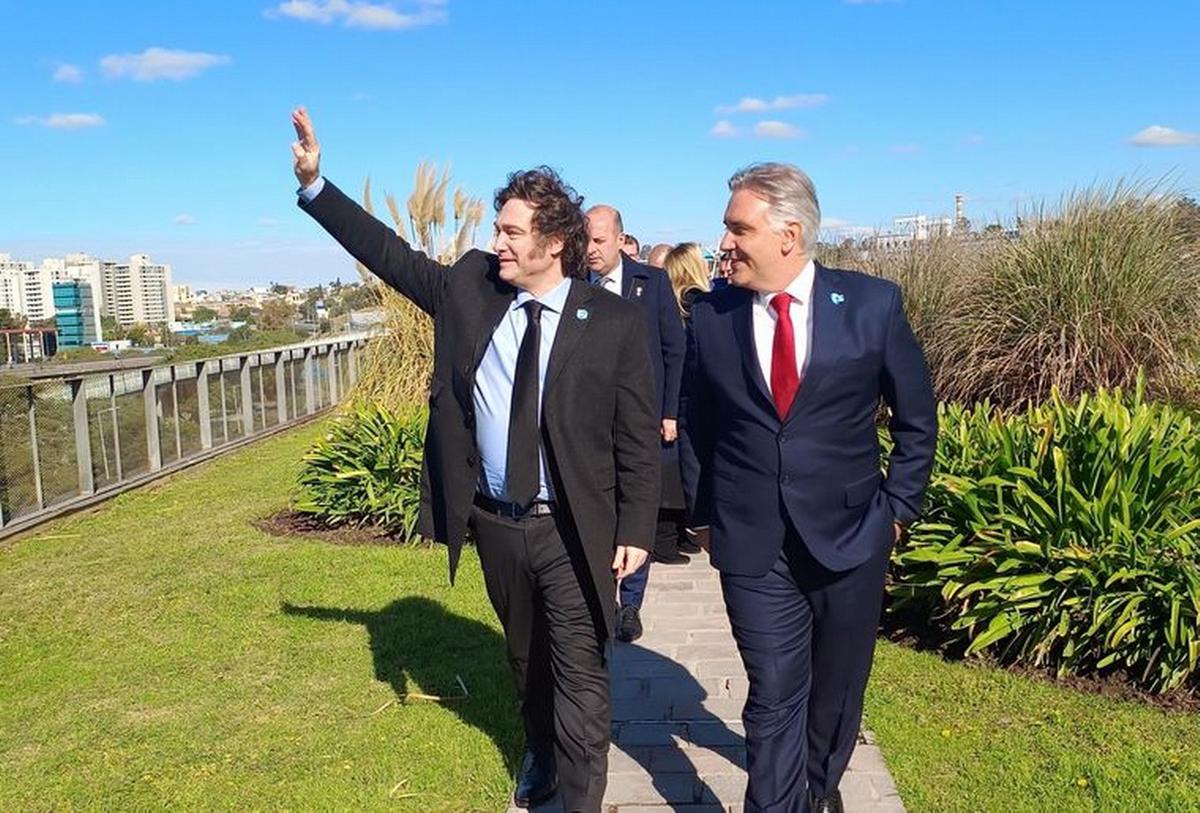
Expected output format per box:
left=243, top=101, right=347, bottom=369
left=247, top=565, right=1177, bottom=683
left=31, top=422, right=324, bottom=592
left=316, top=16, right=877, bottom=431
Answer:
left=663, top=242, right=712, bottom=316
left=661, top=242, right=712, bottom=556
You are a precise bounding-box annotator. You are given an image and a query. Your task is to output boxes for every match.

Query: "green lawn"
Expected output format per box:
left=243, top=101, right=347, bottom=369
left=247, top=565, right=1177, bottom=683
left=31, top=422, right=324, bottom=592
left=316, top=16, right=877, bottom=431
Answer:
left=866, top=643, right=1200, bottom=811
left=0, top=423, right=519, bottom=811
left=1, top=422, right=1197, bottom=811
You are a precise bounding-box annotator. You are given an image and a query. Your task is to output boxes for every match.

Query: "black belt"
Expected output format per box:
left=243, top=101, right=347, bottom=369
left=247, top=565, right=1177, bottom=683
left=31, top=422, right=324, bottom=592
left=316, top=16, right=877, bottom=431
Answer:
left=474, top=493, right=556, bottom=519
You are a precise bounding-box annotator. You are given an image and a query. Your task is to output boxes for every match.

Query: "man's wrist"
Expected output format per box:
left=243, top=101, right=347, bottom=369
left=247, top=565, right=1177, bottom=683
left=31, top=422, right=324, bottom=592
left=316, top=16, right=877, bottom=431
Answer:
left=297, top=176, right=325, bottom=203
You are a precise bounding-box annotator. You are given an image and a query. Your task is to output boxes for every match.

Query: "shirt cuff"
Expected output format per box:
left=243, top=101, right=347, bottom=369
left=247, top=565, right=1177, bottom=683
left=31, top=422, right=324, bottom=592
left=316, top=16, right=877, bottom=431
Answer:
left=297, top=176, right=325, bottom=203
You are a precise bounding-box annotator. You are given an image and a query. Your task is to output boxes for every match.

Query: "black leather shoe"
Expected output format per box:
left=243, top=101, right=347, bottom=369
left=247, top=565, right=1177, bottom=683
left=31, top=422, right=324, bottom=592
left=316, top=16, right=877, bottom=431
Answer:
left=678, top=540, right=703, bottom=554
left=615, top=604, right=643, bottom=643
left=513, top=748, right=556, bottom=808
left=652, top=551, right=690, bottom=564
left=810, top=788, right=844, bottom=813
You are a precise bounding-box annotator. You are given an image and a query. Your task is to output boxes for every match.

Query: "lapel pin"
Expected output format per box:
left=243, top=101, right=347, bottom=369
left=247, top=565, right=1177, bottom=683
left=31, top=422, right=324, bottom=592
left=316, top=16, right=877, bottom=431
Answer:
left=830, top=292, right=845, bottom=305
left=633, top=282, right=645, bottom=298
left=576, top=308, right=589, bottom=320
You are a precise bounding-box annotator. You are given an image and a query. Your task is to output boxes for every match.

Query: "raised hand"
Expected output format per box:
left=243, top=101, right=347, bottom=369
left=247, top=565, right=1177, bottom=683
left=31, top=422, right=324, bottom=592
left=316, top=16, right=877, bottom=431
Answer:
left=291, top=106, right=321, bottom=188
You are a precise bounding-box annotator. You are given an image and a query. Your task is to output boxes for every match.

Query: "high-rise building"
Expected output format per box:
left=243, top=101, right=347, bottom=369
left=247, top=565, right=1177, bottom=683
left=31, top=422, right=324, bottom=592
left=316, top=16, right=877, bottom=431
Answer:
left=0, top=254, right=54, bottom=321
left=0, top=255, right=26, bottom=316
left=98, top=254, right=175, bottom=326
left=3, top=251, right=175, bottom=326
left=53, top=280, right=102, bottom=347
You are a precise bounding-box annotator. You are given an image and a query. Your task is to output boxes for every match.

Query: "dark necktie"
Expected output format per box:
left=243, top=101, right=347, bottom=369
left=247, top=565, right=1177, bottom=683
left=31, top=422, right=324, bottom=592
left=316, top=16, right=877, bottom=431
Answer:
left=770, top=293, right=800, bottom=419
left=506, top=300, right=544, bottom=507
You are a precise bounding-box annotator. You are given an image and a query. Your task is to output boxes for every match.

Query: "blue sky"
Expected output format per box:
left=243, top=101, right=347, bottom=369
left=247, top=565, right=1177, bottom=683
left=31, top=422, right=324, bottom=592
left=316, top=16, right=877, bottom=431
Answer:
left=2, top=0, right=1198, bottom=289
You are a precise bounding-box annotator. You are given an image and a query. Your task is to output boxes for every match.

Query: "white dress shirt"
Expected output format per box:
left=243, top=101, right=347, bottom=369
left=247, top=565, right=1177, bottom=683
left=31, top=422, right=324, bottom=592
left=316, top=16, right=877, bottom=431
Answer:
left=753, top=260, right=816, bottom=395
left=592, top=256, right=624, bottom=297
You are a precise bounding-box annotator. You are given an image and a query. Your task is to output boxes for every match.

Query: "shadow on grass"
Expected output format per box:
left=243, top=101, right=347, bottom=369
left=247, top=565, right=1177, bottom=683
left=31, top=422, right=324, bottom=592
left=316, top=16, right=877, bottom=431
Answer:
left=281, top=597, right=523, bottom=775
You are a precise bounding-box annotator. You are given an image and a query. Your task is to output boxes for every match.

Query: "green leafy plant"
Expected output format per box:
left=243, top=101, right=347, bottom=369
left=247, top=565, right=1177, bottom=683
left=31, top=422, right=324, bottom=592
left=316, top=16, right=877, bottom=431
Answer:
left=295, top=403, right=428, bottom=540
left=890, top=380, right=1200, bottom=692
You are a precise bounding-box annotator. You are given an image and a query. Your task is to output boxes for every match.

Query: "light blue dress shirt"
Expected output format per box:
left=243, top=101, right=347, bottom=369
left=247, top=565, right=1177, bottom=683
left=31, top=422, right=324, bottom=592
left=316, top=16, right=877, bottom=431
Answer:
left=474, top=278, right=571, bottom=502
left=300, top=175, right=570, bottom=503
left=298, top=177, right=326, bottom=202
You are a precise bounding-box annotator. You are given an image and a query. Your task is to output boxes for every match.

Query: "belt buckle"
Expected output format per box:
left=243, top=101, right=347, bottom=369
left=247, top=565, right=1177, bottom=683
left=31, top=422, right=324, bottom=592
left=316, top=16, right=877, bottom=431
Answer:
left=518, top=501, right=551, bottom=519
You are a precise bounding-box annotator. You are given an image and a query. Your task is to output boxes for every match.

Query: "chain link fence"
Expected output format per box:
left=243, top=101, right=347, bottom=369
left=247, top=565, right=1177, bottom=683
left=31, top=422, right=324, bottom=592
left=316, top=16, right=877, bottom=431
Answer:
left=0, top=335, right=368, bottom=537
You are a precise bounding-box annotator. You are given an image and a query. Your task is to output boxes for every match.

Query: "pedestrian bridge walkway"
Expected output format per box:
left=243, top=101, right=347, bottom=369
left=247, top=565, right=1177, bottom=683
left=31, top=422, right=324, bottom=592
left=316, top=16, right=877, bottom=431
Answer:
left=513, top=551, right=906, bottom=812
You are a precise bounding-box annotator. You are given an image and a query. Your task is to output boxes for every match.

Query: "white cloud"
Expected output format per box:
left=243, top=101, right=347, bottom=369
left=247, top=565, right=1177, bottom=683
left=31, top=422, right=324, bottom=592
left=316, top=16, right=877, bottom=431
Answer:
left=753, top=121, right=805, bottom=139
left=266, top=0, right=448, bottom=30
left=710, top=120, right=740, bottom=138
left=100, top=48, right=232, bottom=82
left=173, top=214, right=198, bottom=226
left=711, top=120, right=807, bottom=140
left=14, top=113, right=106, bottom=129
left=715, top=93, right=829, bottom=115
left=1128, top=125, right=1200, bottom=147
left=889, top=143, right=921, bottom=154
left=53, top=64, right=84, bottom=83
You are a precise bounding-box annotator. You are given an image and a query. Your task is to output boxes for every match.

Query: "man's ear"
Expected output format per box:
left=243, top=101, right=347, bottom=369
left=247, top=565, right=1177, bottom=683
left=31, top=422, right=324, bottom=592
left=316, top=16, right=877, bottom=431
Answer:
left=545, top=235, right=565, bottom=259
left=780, top=221, right=804, bottom=257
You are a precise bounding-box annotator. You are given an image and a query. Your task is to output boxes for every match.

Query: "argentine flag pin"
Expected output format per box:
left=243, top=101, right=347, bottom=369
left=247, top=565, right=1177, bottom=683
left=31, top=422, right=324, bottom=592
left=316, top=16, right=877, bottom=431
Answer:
left=576, top=308, right=589, bottom=320
left=830, top=292, right=845, bottom=305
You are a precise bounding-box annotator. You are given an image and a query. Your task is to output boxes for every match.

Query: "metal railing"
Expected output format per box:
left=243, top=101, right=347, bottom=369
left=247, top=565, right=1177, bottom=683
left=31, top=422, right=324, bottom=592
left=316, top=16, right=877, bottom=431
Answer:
left=0, top=333, right=371, bottom=540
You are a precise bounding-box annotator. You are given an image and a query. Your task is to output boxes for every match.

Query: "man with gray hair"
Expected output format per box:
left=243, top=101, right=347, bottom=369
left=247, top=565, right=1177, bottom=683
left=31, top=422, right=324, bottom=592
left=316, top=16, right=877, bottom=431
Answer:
left=679, top=163, right=937, bottom=812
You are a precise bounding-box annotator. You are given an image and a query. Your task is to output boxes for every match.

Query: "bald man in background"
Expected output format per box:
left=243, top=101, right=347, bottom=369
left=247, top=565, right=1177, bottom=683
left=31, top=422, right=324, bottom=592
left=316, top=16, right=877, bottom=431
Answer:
left=646, top=243, right=673, bottom=268
left=586, top=205, right=686, bottom=643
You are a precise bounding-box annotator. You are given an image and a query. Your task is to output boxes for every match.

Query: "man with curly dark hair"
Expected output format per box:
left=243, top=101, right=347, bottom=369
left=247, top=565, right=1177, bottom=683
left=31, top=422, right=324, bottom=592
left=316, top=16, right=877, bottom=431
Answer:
left=290, top=107, right=660, bottom=811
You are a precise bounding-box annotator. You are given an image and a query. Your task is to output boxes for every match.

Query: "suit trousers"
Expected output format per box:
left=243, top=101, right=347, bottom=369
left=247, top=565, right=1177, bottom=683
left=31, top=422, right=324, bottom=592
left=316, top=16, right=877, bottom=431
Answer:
left=719, top=529, right=890, bottom=812
left=471, top=505, right=611, bottom=812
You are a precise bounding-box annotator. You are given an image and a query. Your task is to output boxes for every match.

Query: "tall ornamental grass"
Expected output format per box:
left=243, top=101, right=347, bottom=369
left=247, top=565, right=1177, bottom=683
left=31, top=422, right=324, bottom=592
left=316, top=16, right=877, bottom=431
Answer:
left=832, top=183, right=1200, bottom=409
left=941, top=183, right=1200, bottom=407
left=350, top=166, right=484, bottom=411
left=890, top=382, right=1200, bottom=693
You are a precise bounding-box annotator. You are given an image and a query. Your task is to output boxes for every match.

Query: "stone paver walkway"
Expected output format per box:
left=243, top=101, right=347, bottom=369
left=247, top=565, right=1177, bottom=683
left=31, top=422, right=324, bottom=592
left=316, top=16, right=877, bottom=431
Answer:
left=511, top=551, right=906, bottom=812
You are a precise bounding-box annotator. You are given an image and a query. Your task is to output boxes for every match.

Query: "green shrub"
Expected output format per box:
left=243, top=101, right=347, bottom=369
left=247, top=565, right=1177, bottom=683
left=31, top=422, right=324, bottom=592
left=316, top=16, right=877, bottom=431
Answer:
left=295, top=403, right=427, bottom=540
left=891, top=382, right=1200, bottom=692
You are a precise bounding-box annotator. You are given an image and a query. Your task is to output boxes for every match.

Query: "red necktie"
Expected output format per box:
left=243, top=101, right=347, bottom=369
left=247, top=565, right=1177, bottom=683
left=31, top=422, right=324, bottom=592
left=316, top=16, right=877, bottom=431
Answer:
left=770, top=293, right=800, bottom=419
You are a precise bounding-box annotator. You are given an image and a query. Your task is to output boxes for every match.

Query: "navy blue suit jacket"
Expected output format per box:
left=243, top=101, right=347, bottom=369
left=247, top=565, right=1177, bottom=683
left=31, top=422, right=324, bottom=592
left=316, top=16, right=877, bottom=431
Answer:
left=679, top=263, right=938, bottom=576
left=616, top=255, right=685, bottom=421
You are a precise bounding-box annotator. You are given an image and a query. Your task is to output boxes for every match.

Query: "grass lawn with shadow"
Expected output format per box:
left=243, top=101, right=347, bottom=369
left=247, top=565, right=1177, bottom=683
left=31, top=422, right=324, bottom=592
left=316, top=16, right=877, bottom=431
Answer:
left=0, top=422, right=518, bottom=811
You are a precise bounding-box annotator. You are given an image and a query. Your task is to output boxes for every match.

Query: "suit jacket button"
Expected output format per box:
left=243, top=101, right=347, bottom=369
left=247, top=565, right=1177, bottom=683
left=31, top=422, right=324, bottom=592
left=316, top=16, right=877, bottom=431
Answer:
left=780, top=474, right=791, bottom=484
